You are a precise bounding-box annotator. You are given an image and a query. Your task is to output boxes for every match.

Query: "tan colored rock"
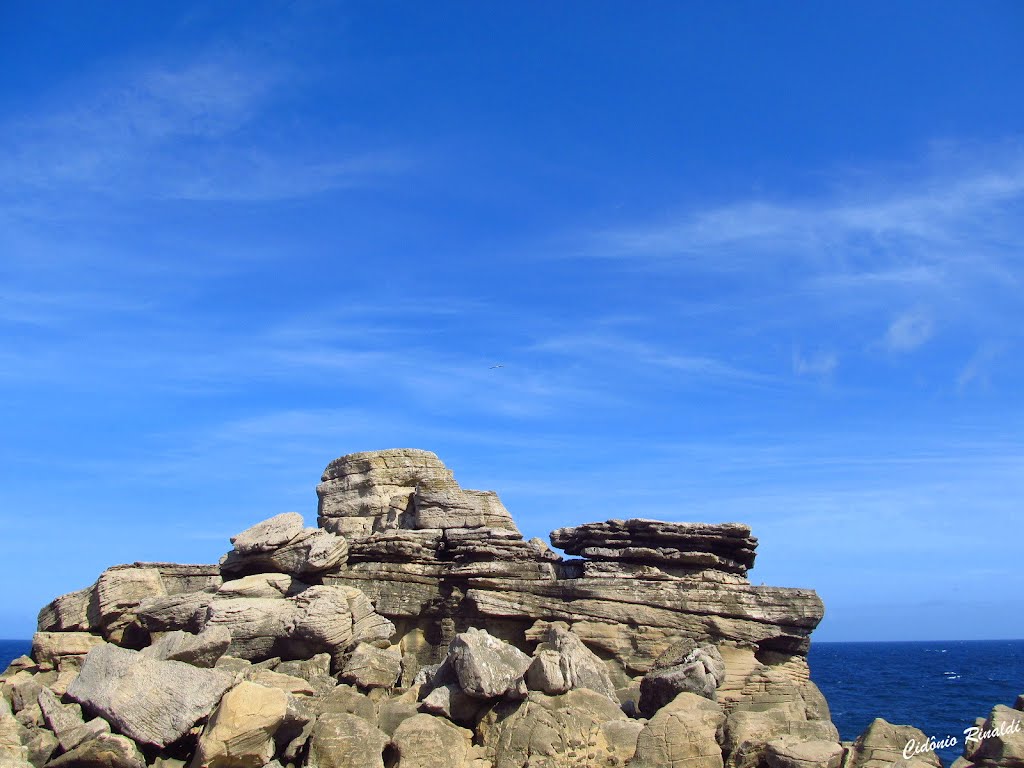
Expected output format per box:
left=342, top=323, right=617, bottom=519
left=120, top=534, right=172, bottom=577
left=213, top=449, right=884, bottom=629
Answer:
left=190, top=681, right=289, bottom=768
left=341, top=643, right=402, bottom=689
left=969, top=704, right=1024, bottom=768
left=36, top=588, right=91, bottom=632
left=66, top=644, right=233, bottom=748
left=306, top=712, right=388, bottom=768
left=478, top=688, right=634, bottom=768
left=230, top=513, right=306, bottom=554
left=142, top=626, right=232, bottom=668
left=765, top=736, right=845, bottom=768
left=389, top=713, right=476, bottom=768
left=31, top=632, right=104, bottom=668
left=725, top=704, right=838, bottom=768
left=630, top=692, right=726, bottom=768
left=221, top=528, right=348, bottom=577
left=246, top=669, right=315, bottom=696
left=847, top=719, right=942, bottom=768
left=449, top=628, right=531, bottom=699
left=316, top=684, right=377, bottom=724
left=45, top=733, right=145, bottom=768
left=526, top=623, right=617, bottom=701
left=0, top=696, right=32, bottom=768
left=87, top=566, right=167, bottom=636
left=216, top=574, right=301, bottom=599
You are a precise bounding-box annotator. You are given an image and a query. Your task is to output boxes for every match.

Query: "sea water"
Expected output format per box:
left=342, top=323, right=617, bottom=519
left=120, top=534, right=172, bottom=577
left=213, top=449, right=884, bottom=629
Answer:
left=3, top=637, right=1021, bottom=765
left=810, top=640, right=1024, bottom=765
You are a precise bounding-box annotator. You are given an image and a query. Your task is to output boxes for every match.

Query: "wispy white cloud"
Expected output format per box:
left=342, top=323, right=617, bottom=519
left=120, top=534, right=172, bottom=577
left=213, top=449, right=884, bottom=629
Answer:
left=792, top=348, right=838, bottom=377
left=1, top=51, right=410, bottom=204
left=530, top=331, right=772, bottom=385
left=883, top=308, right=934, bottom=352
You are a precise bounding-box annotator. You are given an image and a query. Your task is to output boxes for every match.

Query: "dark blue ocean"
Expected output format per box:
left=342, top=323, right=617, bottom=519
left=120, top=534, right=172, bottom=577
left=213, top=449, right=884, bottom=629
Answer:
left=809, top=640, right=1024, bottom=765
left=3, top=638, right=1021, bottom=765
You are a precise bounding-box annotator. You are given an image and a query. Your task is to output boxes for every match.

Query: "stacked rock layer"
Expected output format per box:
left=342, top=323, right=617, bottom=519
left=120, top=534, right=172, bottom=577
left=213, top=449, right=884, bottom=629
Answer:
left=6, top=448, right=1012, bottom=768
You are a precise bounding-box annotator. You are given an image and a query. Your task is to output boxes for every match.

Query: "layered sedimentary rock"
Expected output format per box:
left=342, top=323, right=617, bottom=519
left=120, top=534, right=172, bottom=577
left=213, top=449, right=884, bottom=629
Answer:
left=9, top=447, right=933, bottom=768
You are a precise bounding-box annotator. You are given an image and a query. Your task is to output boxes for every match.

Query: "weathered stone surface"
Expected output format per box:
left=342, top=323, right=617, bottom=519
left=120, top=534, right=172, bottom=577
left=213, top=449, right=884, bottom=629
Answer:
left=216, top=574, right=302, bottom=599
left=37, top=588, right=91, bottom=632
left=38, top=686, right=110, bottom=752
left=551, top=519, right=758, bottom=575
left=448, top=628, right=531, bottom=699
left=142, top=626, right=231, bottom=668
left=0, top=696, right=31, bottom=768
left=847, top=718, right=941, bottom=768
left=389, top=713, right=481, bottom=768
left=420, top=681, right=486, bottom=727
left=245, top=669, right=315, bottom=696
left=190, top=681, right=288, bottom=768
left=525, top=623, right=617, bottom=700
left=136, top=592, right=213, bottom=635
left=630, top=692, right=726, bottom=768
left=306, top=712, right=388, bottom=768
left=88, top=567, right=167, bottom=637
left=221, top=528, right=348, bottom=577
left=45, top=733, right=146, bottom=768
left=724, top=703, right=839, bottom=768
left=477, top=688, right=634, bottom=768
left=765, top=736, right=845, bottom=768
left=316, top=449, right=520, bottom=538
left=204, top=584, right=393, bottom=663
left=639, top=644, right=726, bottom=716
left=66, top=644, right=232, bottom=748
left=415, top=488, right=518, bottom=532
left=968, top=704, right=1024, bottom=768
left=230, top=513, right=306, bottom=555
left=341, top=643, right=402, bottom=689
left=377, top=694, right=421, bottom=736
left=316, top=684, right=377, bottom=725
left=31, top=632, right=104, bottom=668
left=275, top=653, right=331, bottom=682
left=21, top=723, right=58, bottom=767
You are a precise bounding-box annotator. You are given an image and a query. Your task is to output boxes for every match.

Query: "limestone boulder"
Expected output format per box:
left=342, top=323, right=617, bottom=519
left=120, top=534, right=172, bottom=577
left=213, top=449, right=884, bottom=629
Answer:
left=87, top=566, right=167, bottom=637
left=229, top=513, right=306, bottom=554
left=38, top=687, right=111, bottom=753
left=341, top=643, right=402, bottom=690
left=221, top=528, right=348, bottom=577
left=525, top=623, right=617, bottom=701
left=36, top=588, right=91, bottom=633
left=306, top=712, right=388, bottom=768
left=216, top=574, right=303, bottom=600
left=45, top=734, right=146, bottom=768
left=765, top=736, right=845, bottom=768
left=315, top=684, right=377, bottom=725
left=141, top=626, right=232, bottom=668
left=31, top=632, right=104, bottom=668
left=448, top=628, right=531, bottom=699
left=190, top=681, right=289, bottom=768
left=477, top=688, right=636, bottom=768
left=630, top=692, right=726, bottom=768
left=968, top=704, right=1024, bottom=768
left=847, top=718, right=941, bottom=768
left=0, top=696, right=31, bottom=768
left=550, top=519, right=758, bottom=576
left=724, top=704, right=839, bottom=768
left=66, top=643, right=232, bottom=748
left=639, top=644, right=726, bottom=716
left=389, top=713, right=482, bottom=768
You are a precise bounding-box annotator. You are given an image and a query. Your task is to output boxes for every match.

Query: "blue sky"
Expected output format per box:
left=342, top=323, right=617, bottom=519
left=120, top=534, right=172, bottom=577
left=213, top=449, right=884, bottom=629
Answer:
left=2, top=2, right=1023, bottom=641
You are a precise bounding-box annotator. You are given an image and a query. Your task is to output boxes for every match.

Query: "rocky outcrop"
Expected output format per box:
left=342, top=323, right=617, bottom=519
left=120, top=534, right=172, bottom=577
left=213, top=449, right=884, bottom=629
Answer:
left=551, top=519, right=758, bottom=576
left=7, top=448, right=847, bottom=768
